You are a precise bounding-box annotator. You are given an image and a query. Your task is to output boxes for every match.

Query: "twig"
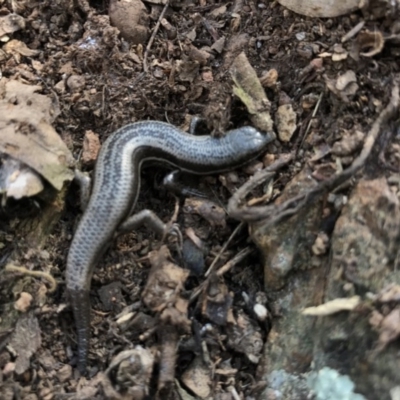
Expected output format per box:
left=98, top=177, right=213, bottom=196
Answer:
left=204, top=222, right=244, bottom=277
left=297, top=91, right=323, bottom=153
left=228, top=153, right=294, bottom=220
left=216, top=246, right=254, bottom=276
left=143, top=1, right=169, bottom=73
left=228, top=77, right=400, bottom=226
left=5, top=264, right=57, bottom=292
left=157, top=325, right=178, bottom=392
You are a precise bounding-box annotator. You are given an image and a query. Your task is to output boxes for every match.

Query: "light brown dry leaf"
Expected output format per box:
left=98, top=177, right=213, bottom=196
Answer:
left=3, top=39, right=39, bottom=59
left=209, top=4, right=227, bottom=17
left=104, top=347, right=155, bottom=399
left=325, top=70, right=359, bottom=102
left=0, top=13, right=25, bottom=38
left=336, top=70, right=357, bottom=91
left=176, top=59, right=200, bottom=83
left=358, top=30, right=385, bottom=57
left=211, top=36, right=226, bottom=53
left=181, top=356, right=212, bottom=398
left=142, top=246, right=190, bottom=312
left=302, top=296, right=361, bottom=316
left=0, top=80, right=75, bottom=191
left=230, top=52, right=275, bottom=135
left=318, top=52, right=333, bottom=58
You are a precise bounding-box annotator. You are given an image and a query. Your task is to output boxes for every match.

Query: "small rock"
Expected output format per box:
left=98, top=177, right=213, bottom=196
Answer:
left=66, top=75, right=85, bottom=92
left=312, top=232, right=329, bottom=255
left=244, top=161, right=263, bottom=175
left=109, top=0, right=149, bottom=45
left=82, top=130, right=101, bottom=166
left=254, top=303, right=268, bottom=321
left=14, top=292, right=33, bottom=312
left=3, top=362, right=15, bottom=375
left=276, top=104, right=297, bottom=142
left=263, top=153, right=276, bottom=167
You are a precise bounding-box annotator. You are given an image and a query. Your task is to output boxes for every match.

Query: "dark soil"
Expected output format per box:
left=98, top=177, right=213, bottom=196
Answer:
left=0, top=0, right=399, bottom=399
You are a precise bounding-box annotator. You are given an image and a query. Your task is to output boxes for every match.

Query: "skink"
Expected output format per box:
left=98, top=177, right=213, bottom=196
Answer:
left=66, top=120, right=274, bottom=372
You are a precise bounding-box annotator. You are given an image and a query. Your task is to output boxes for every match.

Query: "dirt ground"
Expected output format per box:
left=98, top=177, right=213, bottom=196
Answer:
left=1, top=0, right=400, bottom=399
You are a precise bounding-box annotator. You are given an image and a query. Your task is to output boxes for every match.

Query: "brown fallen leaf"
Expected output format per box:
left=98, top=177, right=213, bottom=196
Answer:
left=142, top=246, right=190, bottom=312
left=230, top=52, right=275, bottom=135
left=358, top=30, right=385, bottom=57
left=324, top=70, right=359, bottom=102
left=0, top=80, right=75, bottom=191
left=105, top=347, right=155, bottom=399
left=181, top=355, right=212, bottom=398
left=3, top=39, right=39, bottom=61
left=0, top=13, right=25, bottom=38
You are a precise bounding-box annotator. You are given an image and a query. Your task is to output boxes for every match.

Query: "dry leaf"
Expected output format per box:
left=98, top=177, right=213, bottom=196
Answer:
left=181, top=356, right=212, bottom=398
left=3, top=39, right=39, bottom=58
left=0, top=80, right=75, bottom=191
left=325, top=70, right=359, bottom=102
left=358, top=30, right=385, bottom=57
left=0, top=13, right=25, bottom=38
left=105, top=347, right=155, bottom=399
left=142, top=246, right=190, bottom=313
